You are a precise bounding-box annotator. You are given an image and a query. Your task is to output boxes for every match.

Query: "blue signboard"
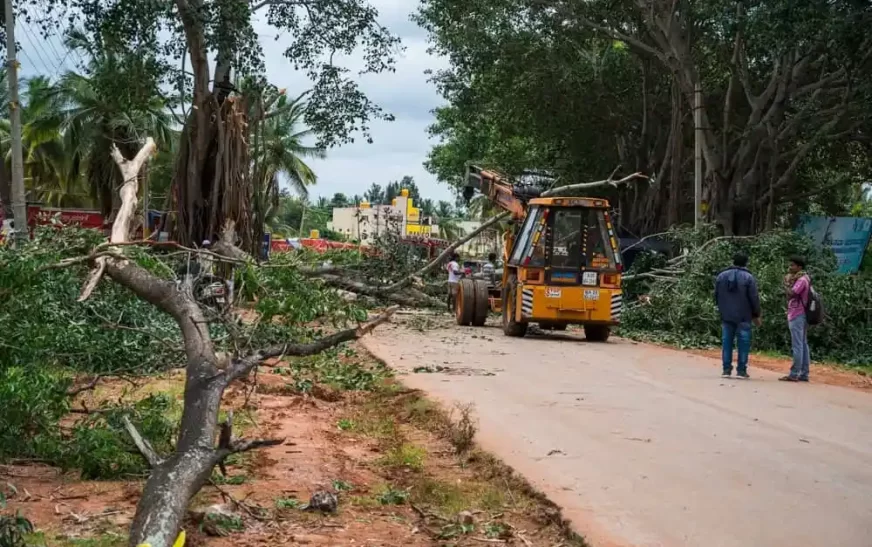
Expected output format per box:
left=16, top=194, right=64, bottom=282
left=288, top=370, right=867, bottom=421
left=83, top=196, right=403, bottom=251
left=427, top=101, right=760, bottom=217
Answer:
left=261, top=232, right=271, bottom=261
left=798, top=216, right=872, bottom=274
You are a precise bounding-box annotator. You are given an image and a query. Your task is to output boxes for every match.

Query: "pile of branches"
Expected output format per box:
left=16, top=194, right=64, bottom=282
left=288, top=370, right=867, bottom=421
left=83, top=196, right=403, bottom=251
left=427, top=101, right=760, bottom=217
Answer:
left=620, top=227, right=872, bottom=366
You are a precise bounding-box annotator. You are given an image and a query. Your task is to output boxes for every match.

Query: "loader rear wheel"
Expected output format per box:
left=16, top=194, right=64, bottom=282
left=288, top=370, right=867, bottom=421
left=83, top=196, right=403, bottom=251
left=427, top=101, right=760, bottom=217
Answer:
left=455, top=278, right=476, bottom=326
left=472, top=280, right=490, bottom=327
left=502, top=277, right=528, bottom=337
left=584, top=325, right=611, bottom=342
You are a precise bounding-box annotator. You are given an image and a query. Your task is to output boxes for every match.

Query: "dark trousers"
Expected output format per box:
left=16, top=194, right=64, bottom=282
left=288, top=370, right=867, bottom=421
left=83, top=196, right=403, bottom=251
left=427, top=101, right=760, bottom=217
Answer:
left=722, top=321, right=752, bottom=374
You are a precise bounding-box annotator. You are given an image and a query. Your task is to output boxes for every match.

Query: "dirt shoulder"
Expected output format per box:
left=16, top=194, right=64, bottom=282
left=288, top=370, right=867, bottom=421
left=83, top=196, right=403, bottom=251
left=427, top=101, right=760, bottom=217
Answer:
left=1, top=345, right=584, bottom=547
left=684, top=347, right=872, bottom=391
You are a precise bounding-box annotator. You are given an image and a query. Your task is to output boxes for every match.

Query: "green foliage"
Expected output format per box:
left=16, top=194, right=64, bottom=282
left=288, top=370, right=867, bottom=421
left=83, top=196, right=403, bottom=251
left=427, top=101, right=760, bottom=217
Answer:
left=272, top=348, right=392, bottom=394
left=0, top=512, right=34, bottom=547
left=378, top=444, right=426, bottom=472
left=200, top=513, right=244, bottom=536
left=0, top=367, right=71, bottom=461
left=212, top=474, right=249, bottom=486
left=417, top=0, right=872, bottom=233
left=275, top=497, right=302, bottom=510
left=336, top=419, right=356, bottom=431
left=0, top=228, right=182, bottom=374
left=69, top=394, right=179, bottom=479
left=376, top=485, right=409, bottom=506
left=26, top=0, right=401, bottom=149
left=332, top=479, right=353, bottom=492
left=620, top=229, right=872, bottom=366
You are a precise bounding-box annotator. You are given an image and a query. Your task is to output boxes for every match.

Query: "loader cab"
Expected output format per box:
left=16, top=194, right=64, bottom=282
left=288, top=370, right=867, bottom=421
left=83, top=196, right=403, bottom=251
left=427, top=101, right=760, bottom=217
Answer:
left=507, top=199, right=622, bottom=288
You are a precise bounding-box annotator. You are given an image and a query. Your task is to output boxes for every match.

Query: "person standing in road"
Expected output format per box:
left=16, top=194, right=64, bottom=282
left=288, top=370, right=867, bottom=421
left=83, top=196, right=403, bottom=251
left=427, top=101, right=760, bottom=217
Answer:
left=780, top=256, right=811, bottom=382
left=446, top=252, right=463, bottom=312
left=715, top=253, right=762, bottom=379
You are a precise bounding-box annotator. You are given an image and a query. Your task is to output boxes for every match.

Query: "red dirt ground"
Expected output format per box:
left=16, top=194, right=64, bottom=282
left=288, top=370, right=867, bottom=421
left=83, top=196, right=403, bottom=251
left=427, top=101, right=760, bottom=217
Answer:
left=1, top=346, right=577, bottom=547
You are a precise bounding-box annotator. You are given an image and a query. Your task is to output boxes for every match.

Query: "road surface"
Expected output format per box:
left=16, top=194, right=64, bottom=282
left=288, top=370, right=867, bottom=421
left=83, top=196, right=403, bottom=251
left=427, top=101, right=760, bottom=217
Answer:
left=362, top=319, right=872, bottom=547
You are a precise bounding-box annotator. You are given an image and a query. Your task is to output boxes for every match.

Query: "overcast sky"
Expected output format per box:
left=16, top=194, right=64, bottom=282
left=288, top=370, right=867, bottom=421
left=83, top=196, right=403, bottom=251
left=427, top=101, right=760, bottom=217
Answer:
left=255, top=2, right=453, bottom=202
left=17, top=0, right=454, bottom=203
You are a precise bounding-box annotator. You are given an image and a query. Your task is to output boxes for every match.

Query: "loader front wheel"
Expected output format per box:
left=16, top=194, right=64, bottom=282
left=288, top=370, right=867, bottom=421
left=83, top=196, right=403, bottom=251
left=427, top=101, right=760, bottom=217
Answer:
left=584, top=324, right=611, bottom=342
left=502, top=277, right=528, bottom=337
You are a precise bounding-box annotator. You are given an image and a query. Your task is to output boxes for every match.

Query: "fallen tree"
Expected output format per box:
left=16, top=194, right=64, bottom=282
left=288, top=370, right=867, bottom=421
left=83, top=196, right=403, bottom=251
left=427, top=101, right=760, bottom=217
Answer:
left=50, top=139, right=397, bottom=547
left=620, top=227, right=872, bottom=366
left=306, top=171, right=649, bottom=302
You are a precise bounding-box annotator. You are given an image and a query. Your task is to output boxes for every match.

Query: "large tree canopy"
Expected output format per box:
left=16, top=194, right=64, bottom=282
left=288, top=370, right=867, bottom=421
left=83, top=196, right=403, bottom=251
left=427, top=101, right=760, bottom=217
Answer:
left=418, top=0, right=872, bottom=235
left=8, top=0, right=400, bottom=249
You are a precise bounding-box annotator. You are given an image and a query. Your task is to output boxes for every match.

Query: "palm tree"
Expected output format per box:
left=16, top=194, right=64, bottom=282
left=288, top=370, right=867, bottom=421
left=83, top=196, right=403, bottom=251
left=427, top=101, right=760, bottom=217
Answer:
left=52, top=29, right=175, bottom=217
left=437, top=217, right=464, bottom=241
left=251, top=88, right=325, bottom=199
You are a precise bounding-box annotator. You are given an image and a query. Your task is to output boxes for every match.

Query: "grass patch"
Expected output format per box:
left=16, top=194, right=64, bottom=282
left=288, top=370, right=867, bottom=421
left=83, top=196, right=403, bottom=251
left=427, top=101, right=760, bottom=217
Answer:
left=211, top=473, right=249, bottom=486
left=332, top=479, right=354, bottom=492
left=275, top=497, right=302, bottom=510
left=24, top=533, right=128, bottom=547
left=378, top=443, right=426, bottom=472
left=376, top=485, right=410, bottom=505
left=408, top=476, right=506, bottom=515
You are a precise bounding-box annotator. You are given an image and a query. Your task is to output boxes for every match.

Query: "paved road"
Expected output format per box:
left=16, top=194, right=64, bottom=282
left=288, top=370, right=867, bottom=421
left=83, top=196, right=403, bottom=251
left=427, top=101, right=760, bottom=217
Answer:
left=363, top=320, right=872, bottom=547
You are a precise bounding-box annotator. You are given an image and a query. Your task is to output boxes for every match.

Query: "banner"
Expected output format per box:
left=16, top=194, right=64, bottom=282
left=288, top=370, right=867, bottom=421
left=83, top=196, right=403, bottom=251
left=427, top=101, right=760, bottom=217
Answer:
left=798, top=216, right=872, bottom=274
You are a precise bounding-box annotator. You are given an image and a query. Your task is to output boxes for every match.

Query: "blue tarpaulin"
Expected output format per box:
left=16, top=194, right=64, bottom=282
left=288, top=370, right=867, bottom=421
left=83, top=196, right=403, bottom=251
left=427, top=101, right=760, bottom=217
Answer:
left=798, top=216, right=872, bottom=274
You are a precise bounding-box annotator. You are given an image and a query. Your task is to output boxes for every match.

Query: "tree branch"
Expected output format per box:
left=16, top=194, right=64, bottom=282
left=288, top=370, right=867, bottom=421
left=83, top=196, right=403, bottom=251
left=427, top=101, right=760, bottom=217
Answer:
left=123, top=416, right=164, bottom=468
left=225, top=306, right=399, bottom=384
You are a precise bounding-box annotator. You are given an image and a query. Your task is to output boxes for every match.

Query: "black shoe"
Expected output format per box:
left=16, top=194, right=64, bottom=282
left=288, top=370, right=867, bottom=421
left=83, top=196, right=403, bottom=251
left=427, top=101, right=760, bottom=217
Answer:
left=736, top=371, right=750, bottom=380
left=779, top=375, right=800, bottom=382
left=798, top=377, right=809, bottom=382
left=721, top=371, right=732, bottom=378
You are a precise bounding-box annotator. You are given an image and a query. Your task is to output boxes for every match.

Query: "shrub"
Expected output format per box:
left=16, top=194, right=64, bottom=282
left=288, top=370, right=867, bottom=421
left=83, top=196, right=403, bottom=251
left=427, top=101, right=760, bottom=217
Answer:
left=0, top=367, right=71, bottom=461
left=621, top=228, right=872, bottom=366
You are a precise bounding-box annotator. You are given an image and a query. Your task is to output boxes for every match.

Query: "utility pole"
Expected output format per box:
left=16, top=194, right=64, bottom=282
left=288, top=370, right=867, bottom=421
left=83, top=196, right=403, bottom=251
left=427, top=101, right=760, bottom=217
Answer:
left=693, top=82, right=703, bottom=229
left=298, top=202, right=306, bottom=236
left=4, top=0, right=26, bottom=243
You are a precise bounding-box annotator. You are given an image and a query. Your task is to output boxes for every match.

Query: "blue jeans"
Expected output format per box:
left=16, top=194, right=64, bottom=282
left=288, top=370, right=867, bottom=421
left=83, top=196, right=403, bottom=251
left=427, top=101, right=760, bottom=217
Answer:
left=789, top=315, right=811, bottom=379
left=722, top=322, right=752, bottom=374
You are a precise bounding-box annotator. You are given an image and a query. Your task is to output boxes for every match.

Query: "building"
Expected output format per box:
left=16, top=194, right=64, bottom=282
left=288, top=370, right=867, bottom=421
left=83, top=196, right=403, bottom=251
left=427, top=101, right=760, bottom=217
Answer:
left=456, top=220, right=503, bottom=258
left=328, top=189, right=437, bottom=245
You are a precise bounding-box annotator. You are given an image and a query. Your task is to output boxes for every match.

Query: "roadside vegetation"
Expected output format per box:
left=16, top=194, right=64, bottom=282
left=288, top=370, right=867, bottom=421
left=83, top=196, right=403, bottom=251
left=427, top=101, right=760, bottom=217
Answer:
left=619, top=227, right=872, bottom=369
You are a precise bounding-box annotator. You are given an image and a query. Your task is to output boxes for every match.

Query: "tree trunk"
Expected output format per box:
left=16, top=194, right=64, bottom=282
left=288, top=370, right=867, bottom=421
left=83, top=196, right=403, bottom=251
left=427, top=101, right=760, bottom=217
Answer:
left=0, top=160, right=11, bottom=218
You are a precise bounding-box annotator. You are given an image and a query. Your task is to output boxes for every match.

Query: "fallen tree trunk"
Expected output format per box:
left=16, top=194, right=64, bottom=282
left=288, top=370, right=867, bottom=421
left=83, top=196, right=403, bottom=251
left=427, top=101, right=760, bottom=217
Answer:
left=317, top=171, right=649, bottom=301
left=61, top=138, right=396, bottom=547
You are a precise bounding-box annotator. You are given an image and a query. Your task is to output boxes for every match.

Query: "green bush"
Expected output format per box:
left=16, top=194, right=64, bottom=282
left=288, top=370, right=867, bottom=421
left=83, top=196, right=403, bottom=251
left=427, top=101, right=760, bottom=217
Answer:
left=620, top=228, right=872, bottom=366
left=0, top=367, right=71, bottom=461
left=0, top=227, right=182, bottom=374
left=69, top=394, right=178, bottom=479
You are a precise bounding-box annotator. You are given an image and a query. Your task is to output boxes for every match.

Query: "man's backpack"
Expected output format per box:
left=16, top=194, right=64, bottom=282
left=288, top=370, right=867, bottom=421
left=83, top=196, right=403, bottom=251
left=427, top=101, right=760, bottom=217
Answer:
left=804, top=277, right=824, bottom=326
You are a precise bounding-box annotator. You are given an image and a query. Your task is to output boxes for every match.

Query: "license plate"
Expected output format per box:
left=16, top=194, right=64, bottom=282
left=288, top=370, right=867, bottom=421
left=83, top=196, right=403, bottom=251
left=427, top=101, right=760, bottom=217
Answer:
left=584, top=289, right=599, bottom=301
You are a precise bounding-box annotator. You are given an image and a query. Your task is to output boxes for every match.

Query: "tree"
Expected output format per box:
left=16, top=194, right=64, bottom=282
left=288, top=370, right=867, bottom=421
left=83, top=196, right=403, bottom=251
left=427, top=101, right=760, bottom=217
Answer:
left=52, top=29, right=176, bottom=219
left=364, top=182, right=385, bottom=204
left=21, top=0, right=401, bottom=252
left=417, top=0, right=872, bottom=235
left=436, top=200, right=453, bottom=220
left=384, top=176, right=421, bottom=204
left=251, top=88, right=325, bottom=199
left=330, top=193, right=350, bottom=208
left=420, top=198, right=435, bottom=217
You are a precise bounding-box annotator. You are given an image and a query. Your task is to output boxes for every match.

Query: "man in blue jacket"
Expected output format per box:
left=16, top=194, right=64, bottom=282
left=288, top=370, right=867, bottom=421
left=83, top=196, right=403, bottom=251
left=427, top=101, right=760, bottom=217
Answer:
left=714, top=253, right=762, bottom=379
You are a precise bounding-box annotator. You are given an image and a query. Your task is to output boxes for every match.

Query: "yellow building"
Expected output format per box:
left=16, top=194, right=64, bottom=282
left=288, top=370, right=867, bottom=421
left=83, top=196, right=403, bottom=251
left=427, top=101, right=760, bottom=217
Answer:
left=327, top=189, right=435, bottom=244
